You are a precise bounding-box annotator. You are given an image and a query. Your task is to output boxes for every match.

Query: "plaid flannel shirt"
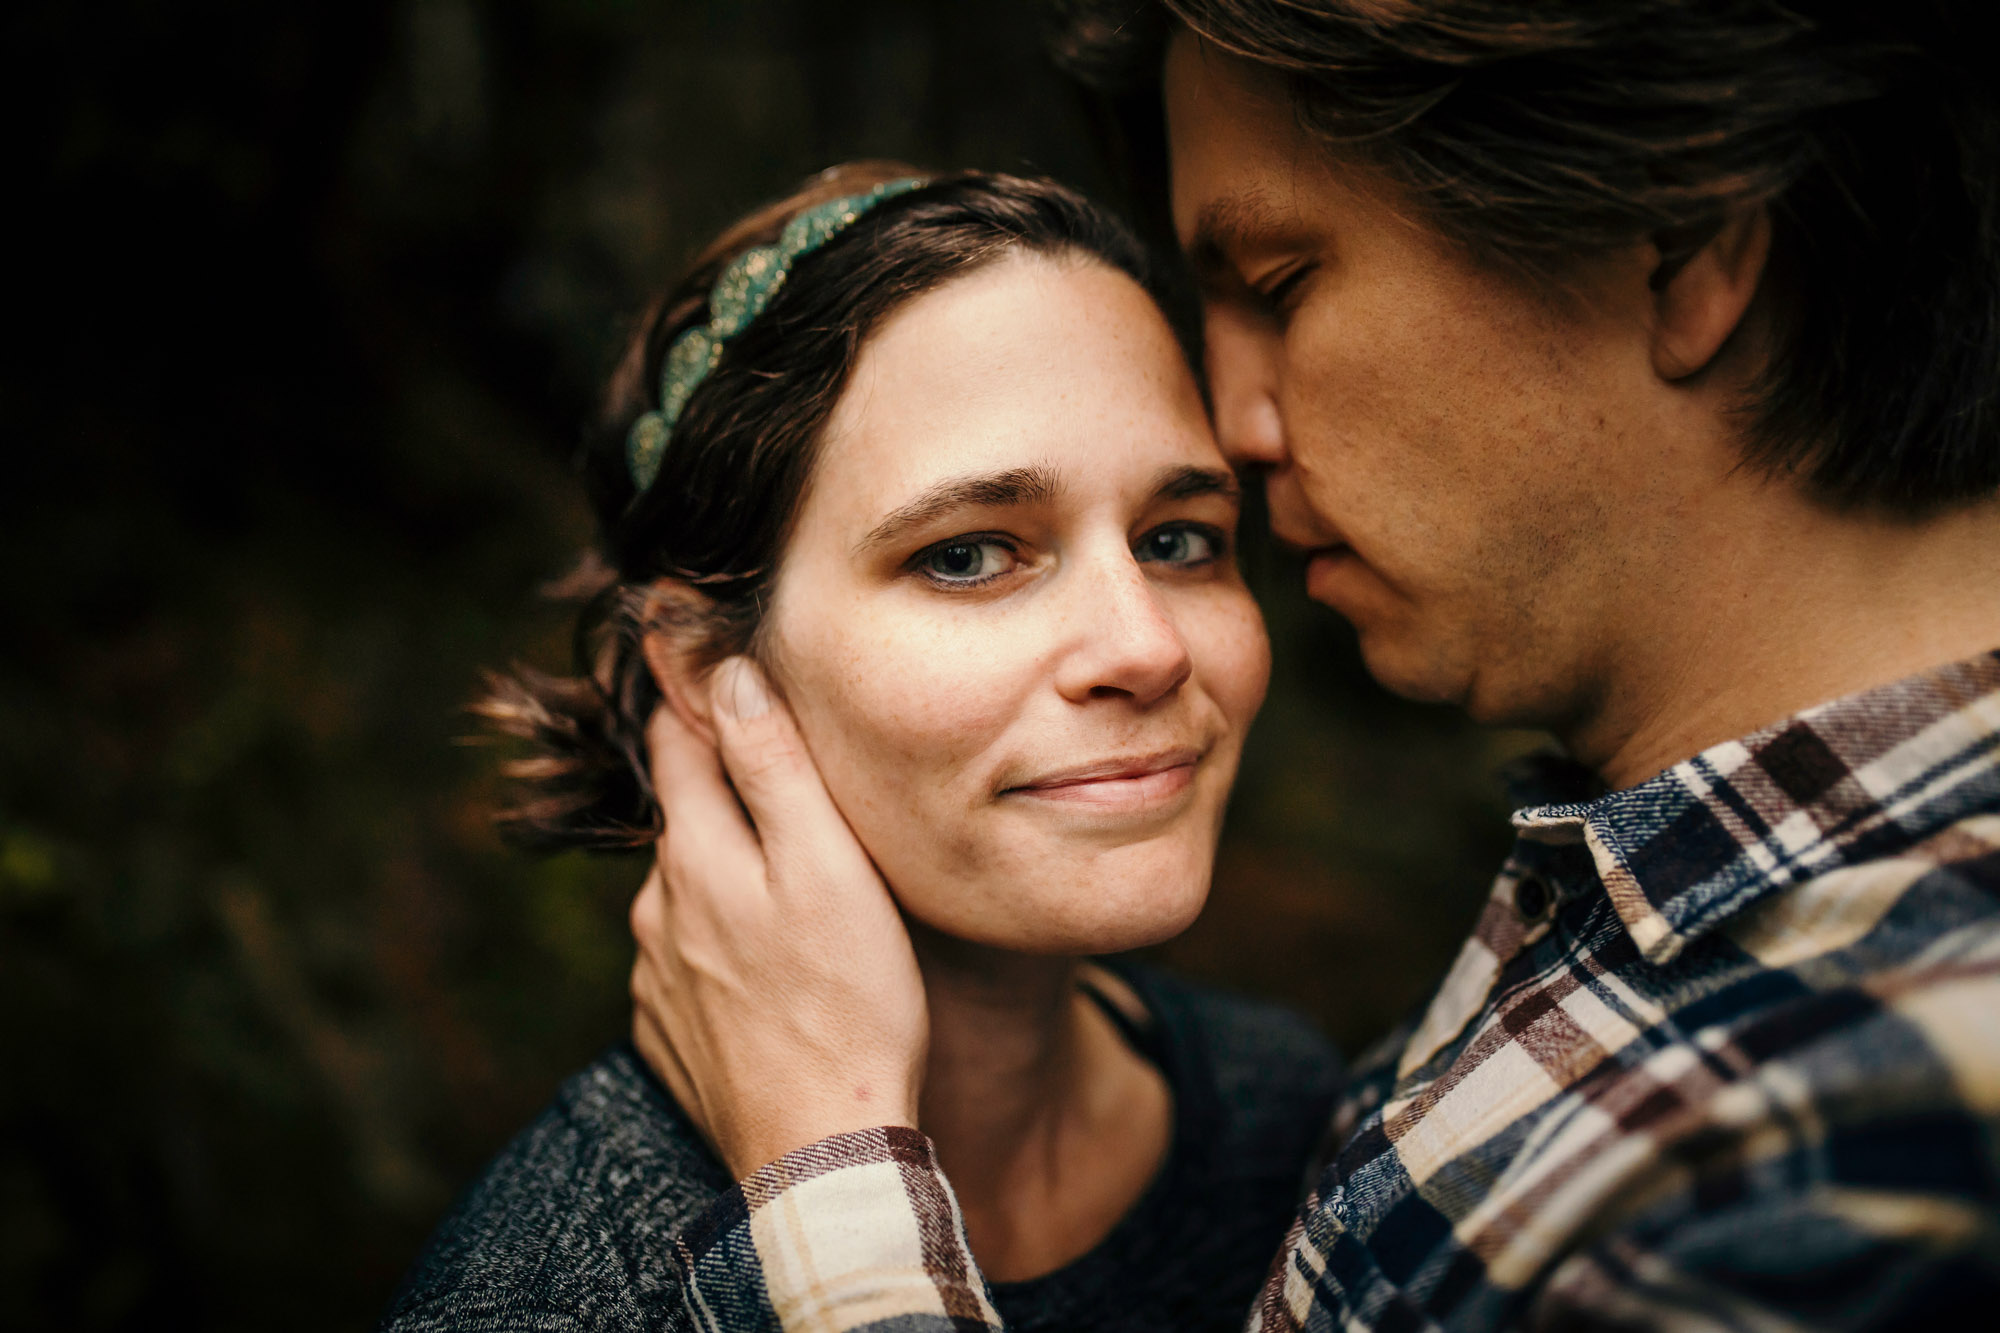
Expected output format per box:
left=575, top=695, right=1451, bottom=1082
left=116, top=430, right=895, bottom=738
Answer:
left=671, top=651, right=2000, bottom=1330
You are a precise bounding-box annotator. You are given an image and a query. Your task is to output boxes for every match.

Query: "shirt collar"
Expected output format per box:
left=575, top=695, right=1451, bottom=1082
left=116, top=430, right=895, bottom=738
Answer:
left=1512, top=649, right=2000, bottom=964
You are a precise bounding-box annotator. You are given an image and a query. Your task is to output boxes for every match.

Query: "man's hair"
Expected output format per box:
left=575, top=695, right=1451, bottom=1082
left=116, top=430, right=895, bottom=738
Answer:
left=1053, top=0, right=2000, bottom=512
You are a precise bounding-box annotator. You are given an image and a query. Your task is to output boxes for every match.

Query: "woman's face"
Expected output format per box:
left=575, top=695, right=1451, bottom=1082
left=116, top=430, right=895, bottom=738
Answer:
left=758, top=252, right=1270, bottom=955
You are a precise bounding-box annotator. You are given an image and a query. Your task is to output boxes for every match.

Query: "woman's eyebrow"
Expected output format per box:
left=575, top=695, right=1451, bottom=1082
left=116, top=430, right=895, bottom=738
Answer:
left=1154, top=464, right=1241, bottom=503
left=857, top=464, right=1062, bottom=553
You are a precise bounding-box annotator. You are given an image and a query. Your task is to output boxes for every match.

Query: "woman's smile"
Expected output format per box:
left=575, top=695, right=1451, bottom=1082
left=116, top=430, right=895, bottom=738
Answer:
left=1000, top=746, right=1203, bottom=818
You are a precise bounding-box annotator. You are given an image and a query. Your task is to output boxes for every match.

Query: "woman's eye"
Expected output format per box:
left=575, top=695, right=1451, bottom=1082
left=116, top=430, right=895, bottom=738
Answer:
left=1136, top=524, right=1220, bottom=566
left=917, top=538, right=1017, bottom=585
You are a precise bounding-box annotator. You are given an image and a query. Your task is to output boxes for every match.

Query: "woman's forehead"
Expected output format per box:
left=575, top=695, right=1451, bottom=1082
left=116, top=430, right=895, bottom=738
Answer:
left=810, top=256, right=1214, bottom=520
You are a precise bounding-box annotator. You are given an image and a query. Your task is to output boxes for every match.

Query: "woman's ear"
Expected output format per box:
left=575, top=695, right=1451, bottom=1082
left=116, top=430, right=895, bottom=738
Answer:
left=1649, top=205, right=1772, bottom=381
left=638, top=581, right=721, bottom=745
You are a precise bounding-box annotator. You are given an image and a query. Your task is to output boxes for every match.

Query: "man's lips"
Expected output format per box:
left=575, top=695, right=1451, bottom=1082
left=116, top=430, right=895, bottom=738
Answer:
left=1002, top=748, right=1202, bottom=809
left=1265, top=497, right=1349, bottom=561
left=1301, top=542, right=1354, bottom=567
left=1303, top=544, right=1360, bottom=603
left=1269, top=523, right=1352, bottom=561
left=1271, top=520, right=1356, bottom=561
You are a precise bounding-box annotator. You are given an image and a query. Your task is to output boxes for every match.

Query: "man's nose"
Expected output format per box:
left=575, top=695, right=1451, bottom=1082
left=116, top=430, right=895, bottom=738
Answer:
left=1203, top=301, right=1287, bottom=469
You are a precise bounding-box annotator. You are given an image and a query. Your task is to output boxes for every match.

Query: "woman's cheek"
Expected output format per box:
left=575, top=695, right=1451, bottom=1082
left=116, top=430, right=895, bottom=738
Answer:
left=780, top=607, right=1029, bottom=818
left=1189, top=586, right=1271, bottom=730
left=800, top=631, right=1037, bottom=932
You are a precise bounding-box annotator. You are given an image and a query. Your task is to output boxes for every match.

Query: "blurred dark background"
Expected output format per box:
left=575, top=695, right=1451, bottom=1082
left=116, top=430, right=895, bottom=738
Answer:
left=2, top=2, right=1530, bottom=1328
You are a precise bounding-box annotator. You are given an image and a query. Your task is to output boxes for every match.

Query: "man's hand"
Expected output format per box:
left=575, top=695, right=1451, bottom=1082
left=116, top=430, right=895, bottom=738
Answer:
left=628, top=657, right=929, bottom=1179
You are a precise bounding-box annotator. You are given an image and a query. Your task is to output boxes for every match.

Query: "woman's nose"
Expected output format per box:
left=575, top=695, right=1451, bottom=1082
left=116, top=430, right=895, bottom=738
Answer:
left=1203, top=301, right=1287, bottom=469
left=1053, top=561, right=1194, bottom=708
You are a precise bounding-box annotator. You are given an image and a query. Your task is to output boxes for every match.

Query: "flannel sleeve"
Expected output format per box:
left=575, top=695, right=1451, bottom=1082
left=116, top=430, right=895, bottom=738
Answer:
left=670, top=1126, right=1008, bottom=1333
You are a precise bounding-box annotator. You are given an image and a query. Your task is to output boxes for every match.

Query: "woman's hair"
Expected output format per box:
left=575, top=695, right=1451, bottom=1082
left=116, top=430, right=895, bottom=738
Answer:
left=1052, top=0, right=2000, bottom=513
left=477, top=164, right=1170, bottom=852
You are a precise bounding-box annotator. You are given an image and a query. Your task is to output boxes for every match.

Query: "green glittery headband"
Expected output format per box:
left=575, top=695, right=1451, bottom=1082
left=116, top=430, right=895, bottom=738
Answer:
left=625, top=176, right=928, bottom=493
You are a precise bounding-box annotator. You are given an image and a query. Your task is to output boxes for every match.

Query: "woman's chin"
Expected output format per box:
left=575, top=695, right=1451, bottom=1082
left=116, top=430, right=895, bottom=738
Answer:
left=910, top=878, right=1210, bottom=958
left=882, top=818, right=1224, bottom=958
left=1076, top=899, right=1207, bottom=955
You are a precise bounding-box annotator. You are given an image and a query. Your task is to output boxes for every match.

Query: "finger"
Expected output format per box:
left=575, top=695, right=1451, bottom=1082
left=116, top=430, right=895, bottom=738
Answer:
left=708, top=657, right=874, bottom=881
left=645, top=704, right=764, bottom=870
left=635, top=818, right=765, bottom=998
left=628, top=864, right=671, bottom=963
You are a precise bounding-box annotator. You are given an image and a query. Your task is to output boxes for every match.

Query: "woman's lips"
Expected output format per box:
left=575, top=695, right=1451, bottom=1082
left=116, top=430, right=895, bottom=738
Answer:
left=1003, top=749, right=1200, bottom=812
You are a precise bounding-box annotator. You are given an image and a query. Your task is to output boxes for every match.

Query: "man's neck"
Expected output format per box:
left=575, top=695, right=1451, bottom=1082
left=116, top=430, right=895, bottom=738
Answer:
left=1576, top=489, right=2000, bottom=790
left=907, top=925, right=1171, bottom=1282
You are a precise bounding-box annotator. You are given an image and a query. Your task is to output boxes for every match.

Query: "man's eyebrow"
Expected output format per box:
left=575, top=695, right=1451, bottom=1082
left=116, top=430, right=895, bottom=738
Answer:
left=857, top=464, right=1062, bottom=553
left=1186, top=192, right=1289, bottom=278
left=1153, top=464, right=1240, bottom=503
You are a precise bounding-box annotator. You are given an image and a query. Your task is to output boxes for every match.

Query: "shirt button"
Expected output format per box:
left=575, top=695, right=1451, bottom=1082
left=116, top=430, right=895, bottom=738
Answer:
left=1514, top=876, right=1551, bottom=922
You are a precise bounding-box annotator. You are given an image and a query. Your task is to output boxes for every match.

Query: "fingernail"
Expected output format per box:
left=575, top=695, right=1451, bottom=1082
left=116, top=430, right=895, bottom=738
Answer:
left=719, top=656, right=770, bottom=721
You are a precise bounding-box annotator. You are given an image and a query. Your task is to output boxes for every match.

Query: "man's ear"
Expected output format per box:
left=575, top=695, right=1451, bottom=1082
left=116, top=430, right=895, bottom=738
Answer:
left=638, top=582, right=721, bottom=745
left=1649, top=206, right=1772, bottom=381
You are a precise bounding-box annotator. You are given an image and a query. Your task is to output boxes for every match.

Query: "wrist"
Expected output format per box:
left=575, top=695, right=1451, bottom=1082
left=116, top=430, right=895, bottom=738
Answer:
left=721, top=1088, right=920, bottom=1179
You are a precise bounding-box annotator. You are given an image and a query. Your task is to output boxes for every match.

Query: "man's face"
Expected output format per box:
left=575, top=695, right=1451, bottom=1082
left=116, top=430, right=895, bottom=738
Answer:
left=1164, top=32, right=1697, bottom=731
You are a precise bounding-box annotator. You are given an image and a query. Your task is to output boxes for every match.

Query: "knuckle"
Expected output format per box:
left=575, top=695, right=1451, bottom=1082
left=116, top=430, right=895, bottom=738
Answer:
left=725, top=722, right=798, bottom=782
left=660, top=837, right=708, bottom=897
left=725, top=748, right=783, bottom=793
left=629, top=876, right=665, bottom=940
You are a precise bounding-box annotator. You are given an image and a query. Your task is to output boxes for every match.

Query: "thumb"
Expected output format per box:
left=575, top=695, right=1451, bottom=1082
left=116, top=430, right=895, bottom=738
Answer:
left=710, top=657, right=862, bottom=869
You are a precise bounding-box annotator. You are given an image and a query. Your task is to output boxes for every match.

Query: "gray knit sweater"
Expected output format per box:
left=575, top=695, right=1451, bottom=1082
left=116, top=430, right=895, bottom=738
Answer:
left=380, top=963, right=1340, bottom=1332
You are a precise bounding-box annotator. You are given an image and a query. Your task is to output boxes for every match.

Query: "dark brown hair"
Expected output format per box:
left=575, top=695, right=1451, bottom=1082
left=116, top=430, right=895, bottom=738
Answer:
left=478, top=164, right=1169, bottom=852
left=1051, top=0, right=2000, bottom=511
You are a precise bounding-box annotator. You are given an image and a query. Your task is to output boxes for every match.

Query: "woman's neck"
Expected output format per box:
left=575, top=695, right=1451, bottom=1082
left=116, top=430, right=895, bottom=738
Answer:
left=909, top=923, right=1173, bottom=1284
